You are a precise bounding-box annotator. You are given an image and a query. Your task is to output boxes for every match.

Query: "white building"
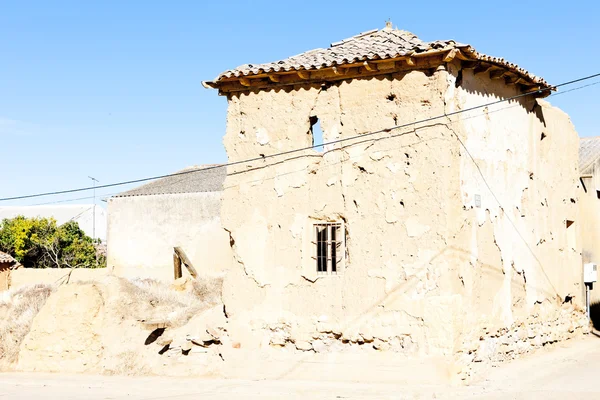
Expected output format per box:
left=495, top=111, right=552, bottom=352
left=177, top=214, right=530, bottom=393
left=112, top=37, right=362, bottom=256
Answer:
left=106, top=166, right=232, bottom=281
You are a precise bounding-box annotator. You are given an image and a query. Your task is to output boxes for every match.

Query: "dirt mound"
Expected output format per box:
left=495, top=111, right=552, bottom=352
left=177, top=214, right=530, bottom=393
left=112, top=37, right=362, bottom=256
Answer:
left=6, top=275, right=225, bottom=376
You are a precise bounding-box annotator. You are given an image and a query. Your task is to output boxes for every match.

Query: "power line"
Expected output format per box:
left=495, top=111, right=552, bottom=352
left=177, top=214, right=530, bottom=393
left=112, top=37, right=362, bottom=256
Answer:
left=2, top=71, right=600, bottom=203
left=30, top=81, right=592, bottom=207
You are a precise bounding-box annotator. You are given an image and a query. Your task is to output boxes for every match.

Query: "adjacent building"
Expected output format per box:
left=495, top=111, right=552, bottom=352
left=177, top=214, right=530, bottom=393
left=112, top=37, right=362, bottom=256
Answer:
left=204, top=24, right=586, bottom=357
left=106, top=166, right=232, bottom=281
left=579, top=136, right=600, bottom=304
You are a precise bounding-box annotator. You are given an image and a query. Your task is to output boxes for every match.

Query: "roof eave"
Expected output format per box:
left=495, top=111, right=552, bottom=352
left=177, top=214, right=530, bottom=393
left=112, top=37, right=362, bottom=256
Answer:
left=202, top=81, right=218, bottom=89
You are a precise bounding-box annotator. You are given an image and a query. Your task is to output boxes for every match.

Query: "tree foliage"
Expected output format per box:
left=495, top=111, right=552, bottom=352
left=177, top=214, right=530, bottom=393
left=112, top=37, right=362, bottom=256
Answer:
left=0, top=216, right=105, bottom=269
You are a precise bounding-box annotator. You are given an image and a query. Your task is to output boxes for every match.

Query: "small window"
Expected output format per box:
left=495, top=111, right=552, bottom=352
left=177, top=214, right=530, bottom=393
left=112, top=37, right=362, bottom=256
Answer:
left=314, top=222, right=345, bottom=275
left=310, top=116, right=324, bottom=152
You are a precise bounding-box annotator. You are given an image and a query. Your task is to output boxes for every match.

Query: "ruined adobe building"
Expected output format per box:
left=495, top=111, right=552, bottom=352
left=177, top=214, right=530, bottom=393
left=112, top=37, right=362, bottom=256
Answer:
left=204, top=24, right=588, bottom=364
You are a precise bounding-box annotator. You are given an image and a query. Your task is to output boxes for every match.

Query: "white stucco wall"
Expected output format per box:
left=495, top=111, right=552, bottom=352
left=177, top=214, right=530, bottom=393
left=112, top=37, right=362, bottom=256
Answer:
left=106, top=192, right=232, bottom=281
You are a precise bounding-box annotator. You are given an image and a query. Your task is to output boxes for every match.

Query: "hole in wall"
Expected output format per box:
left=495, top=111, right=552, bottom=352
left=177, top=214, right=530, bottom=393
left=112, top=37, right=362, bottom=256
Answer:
left=541, top=132, right=547, bottom=140
left=596, top=190, right=600, bottom=199
left=309, top=116, right=324, bottom=152
left=566, top=220, right=574, bottom=229
left=386, top=93, right=396, bottom=101
left=455, top=69, right=463, bottom=88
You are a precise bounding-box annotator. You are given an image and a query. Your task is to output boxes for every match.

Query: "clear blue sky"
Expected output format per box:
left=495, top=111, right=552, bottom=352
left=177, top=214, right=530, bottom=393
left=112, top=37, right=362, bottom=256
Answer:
left=1, top=1, right=599, bottom=206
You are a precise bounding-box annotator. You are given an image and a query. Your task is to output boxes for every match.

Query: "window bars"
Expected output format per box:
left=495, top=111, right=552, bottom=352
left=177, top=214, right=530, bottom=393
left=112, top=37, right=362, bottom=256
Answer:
left=314, top=222, right=344, bottom=275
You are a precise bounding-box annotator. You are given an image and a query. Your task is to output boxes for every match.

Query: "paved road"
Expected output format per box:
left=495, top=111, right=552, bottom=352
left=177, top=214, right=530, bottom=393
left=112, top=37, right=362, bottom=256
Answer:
left=1, top=335, right=600, bottom=399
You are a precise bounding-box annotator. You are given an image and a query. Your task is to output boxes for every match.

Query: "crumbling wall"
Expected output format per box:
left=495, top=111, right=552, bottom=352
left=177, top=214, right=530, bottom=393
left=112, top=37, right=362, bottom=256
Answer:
left=443, top=63, right=586, bottom=376
left=449, top=66, right=583, bottom=309
left=222, top=71, right=466, bottom=355
left=15, top=276, right=226, bottom=376
left=220, top=66, right=586, bottom=360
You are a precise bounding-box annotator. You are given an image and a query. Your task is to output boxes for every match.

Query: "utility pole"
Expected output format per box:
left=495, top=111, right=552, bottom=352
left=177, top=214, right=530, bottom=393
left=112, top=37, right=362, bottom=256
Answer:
left=88, top=176, right=99, bottom=267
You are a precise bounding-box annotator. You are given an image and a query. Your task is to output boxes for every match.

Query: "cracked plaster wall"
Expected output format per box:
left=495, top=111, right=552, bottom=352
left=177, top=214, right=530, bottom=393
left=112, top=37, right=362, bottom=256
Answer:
left=219, top=66, right=585, bottom=357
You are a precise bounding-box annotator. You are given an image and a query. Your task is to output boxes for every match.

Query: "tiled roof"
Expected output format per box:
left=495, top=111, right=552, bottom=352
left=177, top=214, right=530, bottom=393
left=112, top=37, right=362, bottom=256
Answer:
left=0, top=251, right=18, bottom=265
left=114, top=165, right=226, bottom=198
left=580, top=136, right=600, bottom=174
left=206, top=26, right=549, bottom=89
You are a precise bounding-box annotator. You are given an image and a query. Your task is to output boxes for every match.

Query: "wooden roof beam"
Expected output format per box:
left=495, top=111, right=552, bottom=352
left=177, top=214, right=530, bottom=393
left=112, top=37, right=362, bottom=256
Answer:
left=505, top=75, right=522, bottom=85
left=363, top=61, right=377, bottom=71
left=489, top=68, right=507, bottom=80
left=332, top=66, right=348, bottom=76
left=474, top=63, right=493, bottom=75
left=461, top=60, right=479, bottom=70
left=443, top=48, right=459, bottom=62
left=297, top=70, right=310, bottom=80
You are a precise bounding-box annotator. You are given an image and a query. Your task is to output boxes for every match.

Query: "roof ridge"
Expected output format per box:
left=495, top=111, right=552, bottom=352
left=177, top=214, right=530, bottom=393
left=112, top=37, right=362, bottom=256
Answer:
left=331, top=28, right=378, bottom=47
left=205, top=26, right=550, bottom=92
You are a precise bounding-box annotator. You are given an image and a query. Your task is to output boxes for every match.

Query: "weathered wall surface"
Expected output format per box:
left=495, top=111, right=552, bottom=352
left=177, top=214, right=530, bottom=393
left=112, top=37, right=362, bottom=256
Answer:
left=107, top=193, right=232, bottom=281
left=579, top=161, right=600, bottom=304
left=444, top=64, right=586, bottom=375
left=9, top=267, right=107, bottom=291
left=219, top=66, right=586, bottom=362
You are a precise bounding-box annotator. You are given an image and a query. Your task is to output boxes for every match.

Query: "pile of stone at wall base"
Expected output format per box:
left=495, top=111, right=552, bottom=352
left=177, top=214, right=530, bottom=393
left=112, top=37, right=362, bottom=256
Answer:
left=264, top=319, right=419, bottom=355
left=454, top=304, right=590, bottom=382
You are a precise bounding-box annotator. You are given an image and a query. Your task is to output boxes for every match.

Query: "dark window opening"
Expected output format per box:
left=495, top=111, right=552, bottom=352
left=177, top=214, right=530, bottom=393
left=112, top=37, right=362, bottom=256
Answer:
left=596, top=190, right=600, bottom=199
left=541, top=132, right=547, bottom=141
left=310, top=116, right=324, bottom=152
left=455, top=69, right=463, bottom=88
left=566, top=220, right=574, bottom=229
left=316, top=225, right=328, bottom=273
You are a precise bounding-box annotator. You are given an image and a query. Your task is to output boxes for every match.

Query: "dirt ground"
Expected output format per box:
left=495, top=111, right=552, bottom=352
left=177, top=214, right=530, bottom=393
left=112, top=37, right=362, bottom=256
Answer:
left=1, top=334, right=600, bottom=399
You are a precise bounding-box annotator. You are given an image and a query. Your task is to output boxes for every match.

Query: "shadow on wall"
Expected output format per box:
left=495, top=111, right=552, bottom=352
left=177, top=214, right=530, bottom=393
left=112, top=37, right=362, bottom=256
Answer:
left=590, top=301, right=600, bottom=330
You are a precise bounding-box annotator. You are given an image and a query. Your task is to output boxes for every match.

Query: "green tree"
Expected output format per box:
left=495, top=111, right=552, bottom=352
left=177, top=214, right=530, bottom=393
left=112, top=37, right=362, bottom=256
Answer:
left=0, top=216, right=105, bottom=269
